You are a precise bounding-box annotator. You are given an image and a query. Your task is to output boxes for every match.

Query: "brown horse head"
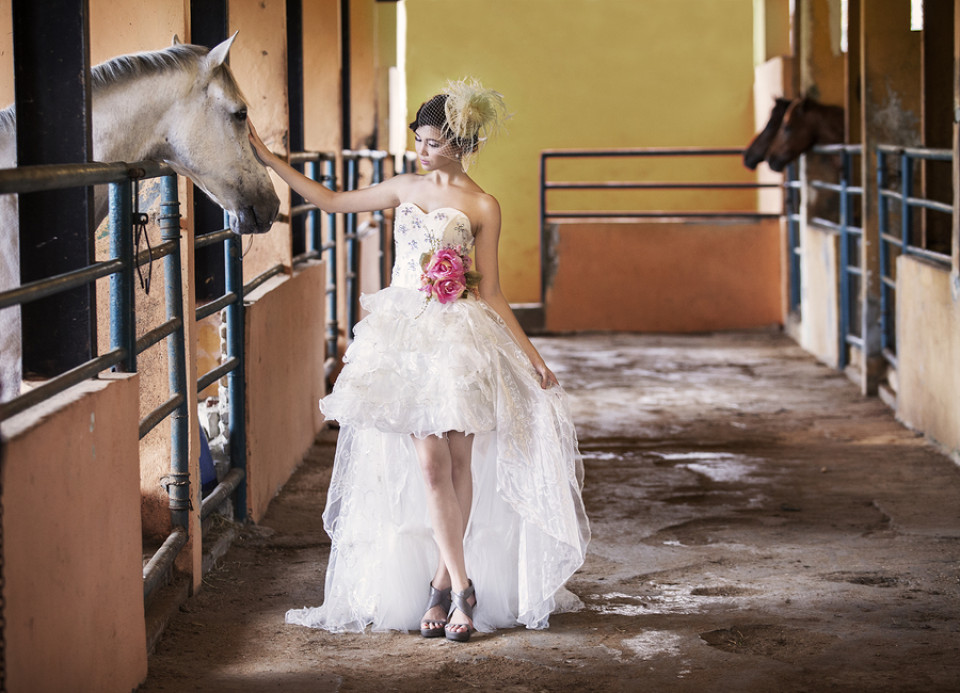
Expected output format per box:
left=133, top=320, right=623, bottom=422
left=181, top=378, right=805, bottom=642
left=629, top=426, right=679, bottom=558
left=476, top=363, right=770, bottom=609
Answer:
left=743, top=97, right=793, bottom=170
left=766, top=97, right=845, bottom=172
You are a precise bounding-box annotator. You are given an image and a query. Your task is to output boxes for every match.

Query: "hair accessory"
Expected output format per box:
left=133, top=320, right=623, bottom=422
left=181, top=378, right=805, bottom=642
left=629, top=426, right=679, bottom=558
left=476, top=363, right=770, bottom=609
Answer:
left=410, top=77, right=509, bottom=169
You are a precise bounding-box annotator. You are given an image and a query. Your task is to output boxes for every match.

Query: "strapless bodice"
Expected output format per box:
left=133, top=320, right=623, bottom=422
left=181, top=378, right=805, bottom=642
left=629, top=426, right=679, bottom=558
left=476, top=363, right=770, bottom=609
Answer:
left=391, top=203, right=474, bottom=289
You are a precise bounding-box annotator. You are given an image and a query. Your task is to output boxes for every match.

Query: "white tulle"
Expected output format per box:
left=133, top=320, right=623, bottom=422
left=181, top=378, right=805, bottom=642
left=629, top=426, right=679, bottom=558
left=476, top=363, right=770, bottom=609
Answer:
left=285, top=203, right=590, bottom=633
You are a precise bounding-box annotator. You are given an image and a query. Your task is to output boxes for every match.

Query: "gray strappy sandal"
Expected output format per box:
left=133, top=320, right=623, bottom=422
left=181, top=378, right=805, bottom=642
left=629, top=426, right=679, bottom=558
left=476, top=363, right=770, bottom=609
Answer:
left=444, top=581, right=476, bottom=643
left=420, top=582, right=452, bottom=638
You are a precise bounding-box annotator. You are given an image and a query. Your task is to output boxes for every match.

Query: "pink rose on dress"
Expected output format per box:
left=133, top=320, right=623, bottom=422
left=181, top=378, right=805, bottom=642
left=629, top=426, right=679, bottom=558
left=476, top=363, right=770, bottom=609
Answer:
left=418, top=245, right=481, bottom=311
left=425, top=247, right=465, bottom=280
left=433, top=276, right=467, bottom=303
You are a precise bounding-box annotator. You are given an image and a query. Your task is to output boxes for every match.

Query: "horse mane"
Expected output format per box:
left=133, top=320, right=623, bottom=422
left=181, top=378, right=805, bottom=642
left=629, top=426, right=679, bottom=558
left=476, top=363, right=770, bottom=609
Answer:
left=90, top=43, right=240, bottom=99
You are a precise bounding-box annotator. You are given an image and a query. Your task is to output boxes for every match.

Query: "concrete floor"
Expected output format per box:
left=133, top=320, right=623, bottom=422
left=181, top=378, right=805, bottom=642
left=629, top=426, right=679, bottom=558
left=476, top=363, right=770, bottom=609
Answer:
left=139, top=331, right=960, bottom=692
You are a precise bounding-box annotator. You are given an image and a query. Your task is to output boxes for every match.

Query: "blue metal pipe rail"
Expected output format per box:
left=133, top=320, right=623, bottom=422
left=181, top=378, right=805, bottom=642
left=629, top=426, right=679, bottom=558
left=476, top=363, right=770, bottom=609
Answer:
left=539, top=147, right=782, bottom=305
left=807, top=144, right=864, bottom=371
left=0, top=159, right=190, bottom=597
left=342, top=149, right=390, bottom=343
left=876, top=144, right=953, bottom=369
left=784, top=163, right=802, bottom=315
left=289, top=151, right=338, bottom=365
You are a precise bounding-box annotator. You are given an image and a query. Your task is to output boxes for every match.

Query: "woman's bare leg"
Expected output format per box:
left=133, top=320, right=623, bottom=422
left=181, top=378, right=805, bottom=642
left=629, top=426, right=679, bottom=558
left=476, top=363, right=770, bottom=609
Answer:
left=414, top=432, right=474, bottom=630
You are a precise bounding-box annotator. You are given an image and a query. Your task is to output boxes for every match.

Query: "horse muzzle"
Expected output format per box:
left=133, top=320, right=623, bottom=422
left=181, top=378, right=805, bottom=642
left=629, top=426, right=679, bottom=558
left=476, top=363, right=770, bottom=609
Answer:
left=231, top=195, right=280, bottom=235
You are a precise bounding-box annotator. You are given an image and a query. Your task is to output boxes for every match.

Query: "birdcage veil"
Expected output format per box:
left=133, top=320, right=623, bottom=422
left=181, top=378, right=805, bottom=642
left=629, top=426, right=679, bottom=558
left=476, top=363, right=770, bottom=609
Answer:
left=409, top=78, right=508, bottom=169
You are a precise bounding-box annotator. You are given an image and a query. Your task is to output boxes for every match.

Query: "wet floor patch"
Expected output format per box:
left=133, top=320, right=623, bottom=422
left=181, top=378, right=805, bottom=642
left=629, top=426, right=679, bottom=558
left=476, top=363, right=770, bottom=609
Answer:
left=699, top=624, right=839, bottom=662
left=590, top=579, right=759, bottom=616
left=619, top=630, right=685, bottom=660
left=647, top=516, right=765, bottom=546
left=821, top=571, right=903, bottom=588
left=651, top=451, right=761, bottom=483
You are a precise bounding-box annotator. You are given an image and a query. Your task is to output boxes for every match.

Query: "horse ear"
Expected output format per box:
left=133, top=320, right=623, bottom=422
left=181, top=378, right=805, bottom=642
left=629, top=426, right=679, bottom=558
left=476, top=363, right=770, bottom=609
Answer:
left=207, top=31, right=238, bottom=68
left=172, top=34, right=181, bottom=46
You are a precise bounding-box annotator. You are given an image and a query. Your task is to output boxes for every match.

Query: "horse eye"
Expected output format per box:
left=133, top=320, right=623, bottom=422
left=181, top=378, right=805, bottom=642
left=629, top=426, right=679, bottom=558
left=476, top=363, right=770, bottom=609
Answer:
left=233, top=109, right=248, bottom=123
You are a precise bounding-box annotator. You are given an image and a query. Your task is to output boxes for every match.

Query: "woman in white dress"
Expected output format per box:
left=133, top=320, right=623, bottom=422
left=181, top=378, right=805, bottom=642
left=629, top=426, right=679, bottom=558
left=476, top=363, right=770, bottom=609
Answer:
left=248, top=79, right=589, bottom=642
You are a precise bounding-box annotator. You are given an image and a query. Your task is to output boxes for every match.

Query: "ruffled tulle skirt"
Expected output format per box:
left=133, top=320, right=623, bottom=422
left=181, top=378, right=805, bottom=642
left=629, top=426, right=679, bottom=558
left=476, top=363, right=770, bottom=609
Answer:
left=285, top=286, right=590, bottom=632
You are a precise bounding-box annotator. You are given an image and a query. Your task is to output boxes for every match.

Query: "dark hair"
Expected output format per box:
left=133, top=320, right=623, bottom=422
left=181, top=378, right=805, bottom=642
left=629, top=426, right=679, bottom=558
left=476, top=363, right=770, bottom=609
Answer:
left=409, top=94, right=449, bottom=133
left=409, top=93, right=478, bottom=155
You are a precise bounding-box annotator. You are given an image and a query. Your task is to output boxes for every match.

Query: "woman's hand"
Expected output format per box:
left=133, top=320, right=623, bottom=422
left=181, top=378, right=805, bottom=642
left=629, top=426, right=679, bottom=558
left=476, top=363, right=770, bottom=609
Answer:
left=248, top=120, right=275, bottom=168
left=533, top=360, right=559, bottom=389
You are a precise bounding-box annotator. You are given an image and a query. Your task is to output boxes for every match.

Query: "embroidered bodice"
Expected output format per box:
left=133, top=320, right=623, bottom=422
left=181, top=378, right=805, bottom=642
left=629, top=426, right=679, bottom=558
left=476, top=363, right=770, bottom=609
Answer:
left=391, top=202, right=474, bottom=289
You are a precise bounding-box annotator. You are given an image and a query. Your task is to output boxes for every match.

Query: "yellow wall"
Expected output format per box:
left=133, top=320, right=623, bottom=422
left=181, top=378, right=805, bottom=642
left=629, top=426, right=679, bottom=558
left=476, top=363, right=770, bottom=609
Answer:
left=405, top=0, right=757, bottom=303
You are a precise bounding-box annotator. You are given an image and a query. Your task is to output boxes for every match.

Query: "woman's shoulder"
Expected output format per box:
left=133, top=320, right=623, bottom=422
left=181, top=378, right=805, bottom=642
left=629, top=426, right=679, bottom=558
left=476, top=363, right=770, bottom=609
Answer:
left=461, top=189, right=498, bottom=217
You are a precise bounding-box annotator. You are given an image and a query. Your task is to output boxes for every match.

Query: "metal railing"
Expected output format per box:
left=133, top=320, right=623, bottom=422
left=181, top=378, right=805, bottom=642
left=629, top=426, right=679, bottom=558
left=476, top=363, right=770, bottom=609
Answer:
left=784, top=163, right=801, bottom=315
left=194, top=219, right=248, bottom=525
left=807, top=144, right=864, bottom=370
left=289, top=151, right=338, bottom=365
left=539, top=147, right=781, bottom=304
left=0, top=160, right=191, bottom=599
left=877, top=145, right=953, bottom=369
left=342, top=149, right=390, bottom=342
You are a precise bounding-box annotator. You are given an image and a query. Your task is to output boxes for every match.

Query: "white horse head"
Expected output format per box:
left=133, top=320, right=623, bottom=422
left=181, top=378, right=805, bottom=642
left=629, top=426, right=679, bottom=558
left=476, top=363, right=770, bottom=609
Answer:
left=91, top=33, right=279, bottom=233
left=1, top=34, right=282, bottom=401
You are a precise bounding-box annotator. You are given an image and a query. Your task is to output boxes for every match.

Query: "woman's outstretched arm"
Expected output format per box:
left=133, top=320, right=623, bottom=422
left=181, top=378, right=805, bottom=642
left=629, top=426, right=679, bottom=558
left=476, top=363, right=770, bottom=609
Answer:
left=248, top=120, right=407, bottom=214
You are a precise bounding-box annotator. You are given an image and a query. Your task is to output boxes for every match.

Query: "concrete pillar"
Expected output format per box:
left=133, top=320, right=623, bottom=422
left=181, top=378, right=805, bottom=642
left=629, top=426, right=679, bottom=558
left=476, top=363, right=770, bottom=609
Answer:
left=858, top=0, right=921, bottom=395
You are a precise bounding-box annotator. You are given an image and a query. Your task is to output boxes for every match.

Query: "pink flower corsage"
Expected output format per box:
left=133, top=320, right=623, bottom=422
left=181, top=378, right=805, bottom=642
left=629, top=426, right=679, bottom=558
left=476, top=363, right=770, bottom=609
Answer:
left=419, top=245, right=481, bottom=304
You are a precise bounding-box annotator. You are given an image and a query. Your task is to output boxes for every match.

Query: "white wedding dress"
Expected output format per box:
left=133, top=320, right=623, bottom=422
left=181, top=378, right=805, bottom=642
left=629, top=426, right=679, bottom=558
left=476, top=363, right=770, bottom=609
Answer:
left=285, top=202, right=590, bottom=633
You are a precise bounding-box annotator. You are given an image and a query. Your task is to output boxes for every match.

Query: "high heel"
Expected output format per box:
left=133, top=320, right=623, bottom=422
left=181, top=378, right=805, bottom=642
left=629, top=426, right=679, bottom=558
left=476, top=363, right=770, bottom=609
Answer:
left=420, top=582, right=452, bottom=638
left=444, top=581, right=476, bottom=643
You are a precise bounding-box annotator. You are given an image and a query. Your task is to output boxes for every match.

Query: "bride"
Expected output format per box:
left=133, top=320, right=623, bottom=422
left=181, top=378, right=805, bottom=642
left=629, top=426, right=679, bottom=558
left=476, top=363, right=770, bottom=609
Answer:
left=248, top=79, right=589, bottom=643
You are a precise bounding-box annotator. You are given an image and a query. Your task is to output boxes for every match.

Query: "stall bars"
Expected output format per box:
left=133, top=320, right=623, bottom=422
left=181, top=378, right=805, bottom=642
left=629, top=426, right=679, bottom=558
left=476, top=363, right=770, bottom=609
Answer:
left=288, top=151, right=338, bottom=367
left=876, top=144, right=954, bottom=369
left=539, top=147, right=782, bottom=305
left=0, top=160, right=191, bottom=599
left=806, top=144, right=864, bottom=371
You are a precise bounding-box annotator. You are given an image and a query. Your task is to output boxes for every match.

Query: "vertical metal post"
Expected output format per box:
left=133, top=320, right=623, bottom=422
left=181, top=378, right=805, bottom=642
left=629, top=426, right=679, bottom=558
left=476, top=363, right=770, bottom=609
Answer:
left=877, top=149, right=891, bottom=355
left=13, top=0, right=95, bottom=378
left=900, top=151, right=913, bottom=253
left=160, top=176, right=190, bottom=530
left=344, top=155, right=359, bottom=341
left=838, top=151, right=851, bottom=370
left=190, top=0, right=228, bottom=302
left=286, top=0, right=307, bottom=256
left=539, top=152, right=548, bottom=304
left=306, top=160, right=320, bottom=254
left=372, top=157, right=386, bottom=287
left=341, top=0, right=352, bottom=148
left=109, top=180, right=136, bottom=373
left=325, top=156, right=339, bottom=360
left=224, top=213, right=247, bottom=521
left=786, top=163, right=801, bottom=313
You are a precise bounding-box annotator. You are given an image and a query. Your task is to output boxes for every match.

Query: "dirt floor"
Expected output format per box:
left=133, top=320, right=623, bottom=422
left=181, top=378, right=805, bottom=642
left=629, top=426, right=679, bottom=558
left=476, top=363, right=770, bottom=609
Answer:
left=139, top=331, right=960, bottom=692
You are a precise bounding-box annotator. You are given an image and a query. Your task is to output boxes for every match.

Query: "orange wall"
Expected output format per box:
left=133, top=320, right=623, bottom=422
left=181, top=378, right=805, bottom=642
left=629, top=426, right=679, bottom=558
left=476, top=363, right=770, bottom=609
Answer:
left=244, top=263, right=327, bottom=521
left=1, top=374, right=147, bottom=692
left=545, top=219, right=783, bottom=332
left=230, top=0, right=293, bottom=282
